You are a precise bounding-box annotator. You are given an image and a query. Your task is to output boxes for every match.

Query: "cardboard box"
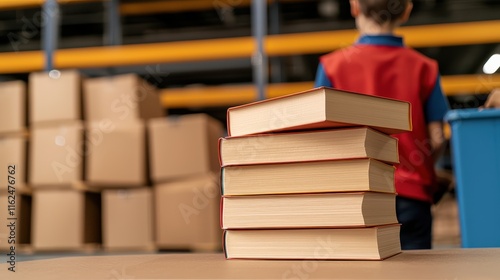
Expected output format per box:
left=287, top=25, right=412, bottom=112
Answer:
left=29, top=70, right=83, bottom=125
left=0, top=81, right=26, bottom=134
left=102, top=188, right=154, bottom=250
left=148, top=114, right=223, bottom=183
left=83, top=74, right=164, bottom=123
left=32, top=189, right=101, bottom=251
left=29, top=122, right=84, bottom=187
left=86, top=120, right=147, bottom=187
left=154, top=174, right=222, bottom=251
left=0, top=136, right=28, bottom=191
left=0, top=191, right=31, bottom=250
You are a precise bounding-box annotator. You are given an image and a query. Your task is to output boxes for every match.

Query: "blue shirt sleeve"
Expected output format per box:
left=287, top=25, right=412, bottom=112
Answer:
left=425, top=74, right=450, bottom=122
left=314, top=63, right=333, bottom=88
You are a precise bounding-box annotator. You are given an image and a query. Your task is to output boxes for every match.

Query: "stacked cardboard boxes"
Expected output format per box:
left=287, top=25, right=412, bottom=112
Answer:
left=0, top=80, right=31, bottom=251
left=2, top=70, right=226, bottom=253
left=28, top=70, right=101, bottom=251
left=83, top=74, right=164, bottom=251
left=148, top=114, right=223, bottom=251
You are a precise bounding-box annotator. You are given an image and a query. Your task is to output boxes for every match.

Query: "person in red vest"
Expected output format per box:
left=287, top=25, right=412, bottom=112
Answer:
left=314, top=0, right=450, bottom=249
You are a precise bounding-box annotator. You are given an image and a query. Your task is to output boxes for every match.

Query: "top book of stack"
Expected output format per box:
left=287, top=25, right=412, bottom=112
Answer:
left=227, top=87, right=412, bottom=137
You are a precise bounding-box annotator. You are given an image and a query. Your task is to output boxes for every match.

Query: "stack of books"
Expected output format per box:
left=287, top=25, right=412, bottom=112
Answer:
left=218, top=87, right=412, bottom=260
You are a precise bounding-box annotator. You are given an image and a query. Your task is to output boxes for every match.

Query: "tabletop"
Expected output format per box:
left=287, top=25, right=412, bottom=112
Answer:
left=1, top=248, right=499, bottom=279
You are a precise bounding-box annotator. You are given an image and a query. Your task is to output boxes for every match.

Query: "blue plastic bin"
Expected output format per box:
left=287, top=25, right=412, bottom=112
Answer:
left=445, top=108, right=500, bottom=248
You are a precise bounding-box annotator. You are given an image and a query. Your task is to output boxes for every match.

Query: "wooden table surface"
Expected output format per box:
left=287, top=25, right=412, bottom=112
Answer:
left=1, top=248, right=500, bottom=279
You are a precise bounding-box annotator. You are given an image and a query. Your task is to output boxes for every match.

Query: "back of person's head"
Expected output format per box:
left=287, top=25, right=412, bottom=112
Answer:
left=353, top=0, right=412, bottom=25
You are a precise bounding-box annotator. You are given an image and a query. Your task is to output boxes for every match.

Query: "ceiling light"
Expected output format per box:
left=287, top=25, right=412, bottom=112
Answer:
left=483, top=54, right=500, bottom=74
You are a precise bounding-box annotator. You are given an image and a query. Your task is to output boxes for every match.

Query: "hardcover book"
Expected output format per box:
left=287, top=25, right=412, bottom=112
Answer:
left=221, top=159, right=395, bottom=196
left=221, top=192, right=397, bottom=229
left=224, top=225, right=401, bottom=260
left=226, top=87, right=411, bottom=137
left=219, top=127, right=399, bottom=167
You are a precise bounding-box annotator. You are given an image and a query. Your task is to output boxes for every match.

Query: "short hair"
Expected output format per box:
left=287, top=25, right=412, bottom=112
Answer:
left=358, top=0, right=411, bottom=24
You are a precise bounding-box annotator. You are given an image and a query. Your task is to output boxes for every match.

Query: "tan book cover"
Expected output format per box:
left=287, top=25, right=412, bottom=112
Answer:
left=221, top=192, right=397, bottom=229
left=227, top=87, right=411, bottom=137
left=219, top=127, right=399, bottom=167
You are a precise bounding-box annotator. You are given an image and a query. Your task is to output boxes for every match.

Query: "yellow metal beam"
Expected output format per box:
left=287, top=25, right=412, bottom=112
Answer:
left=120, top=0, right=219, bottom=15
left=0, top=0, right=103, bottom=10
left=55, top=37, right=255, bottom=69
left=0, top=20, right=498, bottom=74
left=160, top=74, right=500, bottom=108
left=267, top=20, right=500, bottom=56
left=120, top=0, right=305, bottom=16
left=441, top=74, right=500, bottom=96
left=161, top=82, right=313, bottom=108
left=0, top=50, right=45, bottom=74
left=399, top=21, right=500, bottom=48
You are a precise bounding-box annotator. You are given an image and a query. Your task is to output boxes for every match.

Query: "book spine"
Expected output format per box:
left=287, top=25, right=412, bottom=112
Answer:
left=222, top=230, right=229, bottom=259
left=219, top=196, right=225, bottom=230
left=217, top=137, right=224, bottom=167
left=226, top=108, right=232, bottom=136
left=220, top=167, right=225, bottom=196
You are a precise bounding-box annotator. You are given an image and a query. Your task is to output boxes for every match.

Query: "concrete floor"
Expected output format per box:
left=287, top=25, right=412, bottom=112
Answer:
left=432, top=192, right=461, bottom=249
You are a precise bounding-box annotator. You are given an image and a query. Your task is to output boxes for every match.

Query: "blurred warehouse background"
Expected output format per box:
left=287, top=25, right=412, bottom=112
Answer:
left=0, top=0, right=499, bottom=122
left=1, top=0, right=500, bottom=258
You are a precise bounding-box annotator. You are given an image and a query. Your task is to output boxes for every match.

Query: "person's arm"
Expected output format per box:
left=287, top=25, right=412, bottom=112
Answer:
left=425, top=74, right=450, bottom=162
left=484, top=88, right=500, bottom=108
left=314, top=63, right=333, bottom=88
left=428, top=121, right=446, bottom=162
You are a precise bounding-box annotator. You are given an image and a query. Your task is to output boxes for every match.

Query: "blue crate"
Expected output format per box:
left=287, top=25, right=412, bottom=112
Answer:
left=445, top=108, right=500, bottom=248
